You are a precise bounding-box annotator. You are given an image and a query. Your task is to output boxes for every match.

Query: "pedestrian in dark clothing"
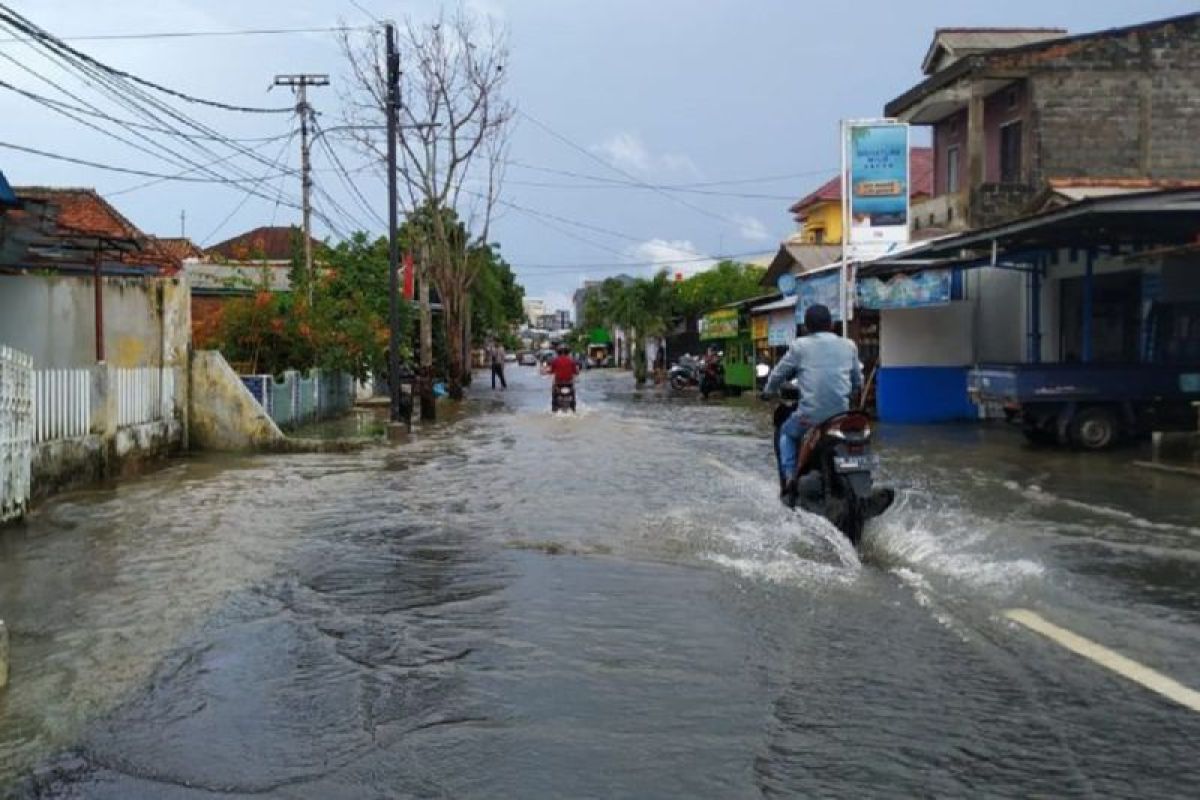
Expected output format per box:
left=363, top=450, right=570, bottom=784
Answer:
left=489, top=342, right=507, bottom=390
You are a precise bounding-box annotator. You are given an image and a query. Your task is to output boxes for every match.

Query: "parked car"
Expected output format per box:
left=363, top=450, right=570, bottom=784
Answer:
left=504, top=352, right=517, bottom=363
left=518, top=352, right=537, bottom=366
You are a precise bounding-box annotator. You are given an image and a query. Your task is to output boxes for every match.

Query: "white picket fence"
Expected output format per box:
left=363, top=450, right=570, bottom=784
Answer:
left=113, top=367, right=174, bottom=427
left=32, top=369, right=92, bottom=443
left=28, top=366, right=175, bottom=444
left=1, top=345, right=33, bottom=523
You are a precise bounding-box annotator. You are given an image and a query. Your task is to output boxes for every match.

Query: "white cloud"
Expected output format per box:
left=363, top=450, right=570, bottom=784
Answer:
left=629, top=238, right=715, bottom=278
left=593, top=132, right=700, bottom=177
left=734, top=214, right=771, bottom=242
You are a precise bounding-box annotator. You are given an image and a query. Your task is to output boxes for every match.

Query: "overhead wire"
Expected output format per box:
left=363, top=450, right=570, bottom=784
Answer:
left=311, top=116, right=387, bottom=230
left=518, top=110, right=759, bottom=230
left=0, top=15, right=302, bottom=200
left=0, top=25, right=371, bottom=44
left=0, top=4, right=292, bottom=113
left=201, top=129, right=298, bottom=245
left=0, top=10, right=358, bottom=235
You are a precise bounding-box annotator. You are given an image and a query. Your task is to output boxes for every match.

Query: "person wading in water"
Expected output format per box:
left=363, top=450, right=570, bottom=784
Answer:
left=489, top=341, right=508, bottom=390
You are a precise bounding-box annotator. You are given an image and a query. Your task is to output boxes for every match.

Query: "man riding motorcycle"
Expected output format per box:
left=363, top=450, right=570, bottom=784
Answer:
left=547, top=344, right=579, bottom=410
left=760, top=303, right=861, bottom=494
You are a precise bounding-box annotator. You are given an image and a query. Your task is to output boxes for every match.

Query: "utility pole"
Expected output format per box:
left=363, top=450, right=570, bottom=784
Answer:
left=384, top=23, right=407, bottom=429
left=180, top=209, right=185, bottom=238
left=273, top=73, right=329, bottom=304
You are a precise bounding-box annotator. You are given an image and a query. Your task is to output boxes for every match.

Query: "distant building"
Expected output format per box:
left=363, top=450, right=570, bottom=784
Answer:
left=522, top=297, right=546, bottom=325
left=188, top=225, right=320, bottom=348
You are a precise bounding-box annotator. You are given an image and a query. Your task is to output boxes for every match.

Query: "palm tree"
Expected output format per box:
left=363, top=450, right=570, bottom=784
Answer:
left=628, top=272, right=676, bottom=385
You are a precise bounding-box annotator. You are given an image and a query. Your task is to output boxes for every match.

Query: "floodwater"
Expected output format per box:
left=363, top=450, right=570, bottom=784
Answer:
left=2, top=367, right=1199, bottom=798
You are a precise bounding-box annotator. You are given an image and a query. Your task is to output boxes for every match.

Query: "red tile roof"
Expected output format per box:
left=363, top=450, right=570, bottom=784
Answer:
left=790, top=148, right=933, bottom=215
left=11, top=187, right=180, bottom=274
left=207, top=225, right=319, bottom=262
left=152, top=236, right=204, bottom=261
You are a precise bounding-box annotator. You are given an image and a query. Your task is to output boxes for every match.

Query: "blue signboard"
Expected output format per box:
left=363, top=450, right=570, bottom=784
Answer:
left=847, top=123, right=909, bottom=250
left=857, top=269, right=952, bottom=309
left=776, top=273, right=797, bottom=297
left=795, top=272, right=844, bottom=323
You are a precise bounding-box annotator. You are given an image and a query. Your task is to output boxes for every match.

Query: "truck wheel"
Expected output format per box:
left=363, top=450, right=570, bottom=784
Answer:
left=1069, top=406, right=1119, bottom=450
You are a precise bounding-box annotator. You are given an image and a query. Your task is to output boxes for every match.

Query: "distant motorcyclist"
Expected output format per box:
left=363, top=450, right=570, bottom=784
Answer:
left=760, top=304, right=862, bottom=490
left=547, top=344, right=579, bottom=387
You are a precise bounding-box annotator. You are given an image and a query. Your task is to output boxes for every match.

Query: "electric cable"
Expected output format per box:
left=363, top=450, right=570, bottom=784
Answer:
left=0, top=5, right=292, bottom=113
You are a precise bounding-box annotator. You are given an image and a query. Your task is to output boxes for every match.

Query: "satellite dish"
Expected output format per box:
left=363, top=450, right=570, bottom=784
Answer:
left=776, top=273, right=797, bottom=296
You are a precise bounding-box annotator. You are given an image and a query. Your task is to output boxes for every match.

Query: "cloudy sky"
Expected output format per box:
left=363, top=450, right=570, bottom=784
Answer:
left=2, top=0, right=1194, bottom=314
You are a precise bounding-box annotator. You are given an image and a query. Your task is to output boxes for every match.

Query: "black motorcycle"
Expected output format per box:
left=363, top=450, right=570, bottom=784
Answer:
left=668, top=356, right=702, bottom=391
left=551, top=382, right=577, bottom=413
left=772, top=386, right=893, bottom=547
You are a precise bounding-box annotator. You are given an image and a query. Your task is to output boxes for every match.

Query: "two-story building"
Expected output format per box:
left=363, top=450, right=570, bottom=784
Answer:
left=862, top=12, right=1200, bottom=426
left=888, top=14, right=1200, bottom=232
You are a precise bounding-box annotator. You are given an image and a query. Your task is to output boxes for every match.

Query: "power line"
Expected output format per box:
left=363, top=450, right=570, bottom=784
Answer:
left=0, top=139, right=292, bottom=183
left=311, top=116, right=387, bottom=230
left=106, top=131, right=298, bottom=197
left=504, top=158, right=836, bottom=191
left=518, top=110, right=757, bottom=230
left=0, top=25, right=371, bottom=44
left=0, top=12, right=302, bottom=193
left=202, top=130, right=298, bottom=245
left=0, top=5, right=292, bottom=113
left=0, top=77, right=293, bottom=142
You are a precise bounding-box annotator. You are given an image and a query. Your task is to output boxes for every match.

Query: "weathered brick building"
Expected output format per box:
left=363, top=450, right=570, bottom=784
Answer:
left=886, top=13, right=1200, bottom=230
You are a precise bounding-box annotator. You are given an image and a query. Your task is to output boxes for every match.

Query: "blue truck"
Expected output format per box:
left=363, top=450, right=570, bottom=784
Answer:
left=968, top=363, right=1200, bottom=449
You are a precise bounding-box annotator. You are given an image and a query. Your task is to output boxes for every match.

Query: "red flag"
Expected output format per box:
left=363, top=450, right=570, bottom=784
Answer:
left=402, top=252, right=415, bottom=300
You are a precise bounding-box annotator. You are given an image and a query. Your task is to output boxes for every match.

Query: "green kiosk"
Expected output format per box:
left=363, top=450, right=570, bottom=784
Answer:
left=699, top=302, right=757, bottom=394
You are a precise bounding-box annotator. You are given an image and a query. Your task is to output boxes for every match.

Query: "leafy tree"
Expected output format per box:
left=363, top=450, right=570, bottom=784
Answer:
left=470, top=242, right=524, bottom=347
left=213, top=233, right=413, bottom=381
left=672, top=260, right=766, bottom=319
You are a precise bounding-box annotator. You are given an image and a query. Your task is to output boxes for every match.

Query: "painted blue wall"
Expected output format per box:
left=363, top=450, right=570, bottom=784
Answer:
left=877, top=366, right=976, bottom=423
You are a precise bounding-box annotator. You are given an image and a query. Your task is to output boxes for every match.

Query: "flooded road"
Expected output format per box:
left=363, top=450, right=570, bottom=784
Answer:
left=2, top=366, right=1200, bottom=797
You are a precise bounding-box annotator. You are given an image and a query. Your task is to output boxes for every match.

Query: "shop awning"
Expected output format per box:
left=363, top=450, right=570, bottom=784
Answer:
left=750, top=295, right=797, bottom=314
left=858, top=187, right=1200, bottom=278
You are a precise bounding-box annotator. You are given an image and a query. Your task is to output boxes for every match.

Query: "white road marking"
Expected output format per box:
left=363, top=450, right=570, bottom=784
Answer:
left=1005, top=608, right=1200, bottom=713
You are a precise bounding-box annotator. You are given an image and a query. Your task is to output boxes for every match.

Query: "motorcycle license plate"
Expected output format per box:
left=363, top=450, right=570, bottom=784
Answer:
left=834, top=454, right=877, bottom=472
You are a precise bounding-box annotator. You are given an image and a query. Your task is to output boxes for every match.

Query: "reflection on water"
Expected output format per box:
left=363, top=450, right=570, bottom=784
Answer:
left=3, top=368, right=1200, bottom=797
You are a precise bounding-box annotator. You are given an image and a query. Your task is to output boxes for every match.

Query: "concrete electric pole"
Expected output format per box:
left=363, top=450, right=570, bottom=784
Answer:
left=273, top=73, right=329, bottom=303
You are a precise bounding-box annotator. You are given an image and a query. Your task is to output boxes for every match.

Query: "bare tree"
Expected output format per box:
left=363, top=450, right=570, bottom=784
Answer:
left=340, top=6, right=513, bottom=399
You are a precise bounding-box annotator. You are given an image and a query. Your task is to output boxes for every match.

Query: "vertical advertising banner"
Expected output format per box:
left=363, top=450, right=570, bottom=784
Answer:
left=845, top=122, right=910, bottom=258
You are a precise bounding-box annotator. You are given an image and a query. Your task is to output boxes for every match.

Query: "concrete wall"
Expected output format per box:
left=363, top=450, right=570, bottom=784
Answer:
left=0, top=273, right=180, bottom=369
left=189, top=350, right=283, bottom=451
left=31, top=419, right=182, bottom=501
left=1014, top=16, right=1200, bottom=184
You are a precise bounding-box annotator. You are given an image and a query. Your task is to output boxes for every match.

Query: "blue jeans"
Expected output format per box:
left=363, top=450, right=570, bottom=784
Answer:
left=778, top=414, right=809, bottom=484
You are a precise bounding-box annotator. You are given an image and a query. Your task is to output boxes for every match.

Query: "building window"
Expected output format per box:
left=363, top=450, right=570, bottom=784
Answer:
left=1007, top=88, right=1018, bottom=110
left=811, top=227, right=825, bottom=245
left=946, top=145, right=960, bottom=193
left=1000, top=121, right=1023, bottom=183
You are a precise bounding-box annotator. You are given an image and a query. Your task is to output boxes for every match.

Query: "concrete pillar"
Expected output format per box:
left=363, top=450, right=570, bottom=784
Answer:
left=967, top=86, right=986, bottom=226
left=1, top=619, right=8, bottom=690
